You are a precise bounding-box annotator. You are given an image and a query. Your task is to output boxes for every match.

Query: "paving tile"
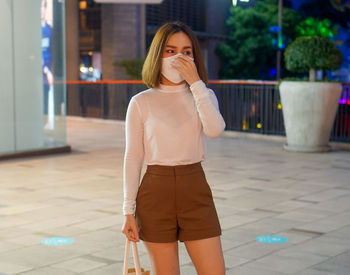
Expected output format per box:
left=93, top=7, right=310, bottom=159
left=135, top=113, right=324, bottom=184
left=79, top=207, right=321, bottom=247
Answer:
left=223, top=254, right=250, bottom=269
left=310, top=255, right=350, bottom=275
left=276, top=229, right=321, bottom=245
left=179, top=264, right=197, bottom=275
left=225, top=241, right=290, bottom=260
left=292, top=236, right=350, bottom=257
left=71, top=214, right=122, bottom=231
left=226, top=266, right=287, bottom=275
left=0, top=262, right=32, bottom=274
left=227, top=265, right=289, bottom=275
left=274, top=210, right=328, bottom=223
left=258, top=199, right=315, bottom=213
left=219, top=214, right=260, bottom=230
left=235, top=217, right=304, bottom=234
left=0, top=245, right=81, bottom=269
left=325, top=225, right=350, bottom=239
left=293, top=211, right=350, bottom=234
left=297, top=188, right=350, bottom=203
left=296, top=268, right=336, bottom=275
left=221, top=227, right=263, bottom=244
left=303, top=194, right=350, bottom=213
left=220, top=236, right=245, bottom=251
left=92, top=246, right=126, bottom=262
left=236, top=209, right=279, bottom=219
left=19, top=266, right=77, bottom=275
left=0, top=241, right=22, bottom=254
left=0, top=117, right=349, bottom=274
left=253, top=252, right=327, bottom=274
left=51, top=257, right=107, bottom=273
left=78, top=263, right=124, bottom=275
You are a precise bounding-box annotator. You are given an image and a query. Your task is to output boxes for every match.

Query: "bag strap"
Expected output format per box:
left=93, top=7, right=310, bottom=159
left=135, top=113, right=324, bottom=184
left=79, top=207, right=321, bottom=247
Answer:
left=123, top=238, right=130, bottom=275
left=123, top=238, right=142, bottom=275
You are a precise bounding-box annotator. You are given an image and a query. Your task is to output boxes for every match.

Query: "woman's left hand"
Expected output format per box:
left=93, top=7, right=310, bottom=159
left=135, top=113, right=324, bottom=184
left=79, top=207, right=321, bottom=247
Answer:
left=172, top=55, right=200, bottom=86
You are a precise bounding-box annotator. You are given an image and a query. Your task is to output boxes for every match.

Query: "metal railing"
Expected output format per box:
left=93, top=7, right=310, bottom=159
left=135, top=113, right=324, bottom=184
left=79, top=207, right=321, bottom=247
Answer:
left=66, top=80, right=350, bottom=143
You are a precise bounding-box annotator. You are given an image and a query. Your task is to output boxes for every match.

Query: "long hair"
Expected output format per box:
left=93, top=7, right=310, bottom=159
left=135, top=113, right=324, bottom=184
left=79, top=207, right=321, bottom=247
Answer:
left=142, top=21, right=208, bottom=88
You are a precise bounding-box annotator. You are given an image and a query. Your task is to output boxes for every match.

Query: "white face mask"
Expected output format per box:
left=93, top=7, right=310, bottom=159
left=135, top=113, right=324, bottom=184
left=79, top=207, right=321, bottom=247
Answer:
left=161, top=53, right=194, bottom=84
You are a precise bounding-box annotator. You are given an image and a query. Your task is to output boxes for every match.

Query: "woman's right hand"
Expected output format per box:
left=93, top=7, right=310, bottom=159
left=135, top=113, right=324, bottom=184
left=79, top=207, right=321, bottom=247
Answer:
left=122, top=214, right=140, bottom=242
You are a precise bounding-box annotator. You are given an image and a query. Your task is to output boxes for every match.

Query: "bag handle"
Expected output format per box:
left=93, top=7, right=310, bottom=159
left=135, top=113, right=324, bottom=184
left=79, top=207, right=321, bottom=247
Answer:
left=123, top=238, right=142, bottom=275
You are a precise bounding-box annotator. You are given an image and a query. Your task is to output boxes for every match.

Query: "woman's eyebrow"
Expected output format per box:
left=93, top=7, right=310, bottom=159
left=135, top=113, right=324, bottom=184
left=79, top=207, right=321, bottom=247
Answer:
left=165, top=45, right=192, bottom=49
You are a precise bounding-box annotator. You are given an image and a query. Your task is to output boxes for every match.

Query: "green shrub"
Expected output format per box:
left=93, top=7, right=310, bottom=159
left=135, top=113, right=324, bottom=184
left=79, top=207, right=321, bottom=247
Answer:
left=113, top=58, right=144, bottom=80
left=296, top=17, right=338, bottom=39
left=284, top=36, right=343, bottom=81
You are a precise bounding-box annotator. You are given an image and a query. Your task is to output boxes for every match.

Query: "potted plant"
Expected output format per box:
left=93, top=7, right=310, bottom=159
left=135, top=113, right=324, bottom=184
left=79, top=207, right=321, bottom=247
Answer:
left=279, top=36, right=343, bottom=152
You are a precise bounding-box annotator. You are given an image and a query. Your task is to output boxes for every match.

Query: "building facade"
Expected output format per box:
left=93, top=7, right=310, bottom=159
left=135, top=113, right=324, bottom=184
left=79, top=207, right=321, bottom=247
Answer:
left=65, top=0, right=232, bottom=82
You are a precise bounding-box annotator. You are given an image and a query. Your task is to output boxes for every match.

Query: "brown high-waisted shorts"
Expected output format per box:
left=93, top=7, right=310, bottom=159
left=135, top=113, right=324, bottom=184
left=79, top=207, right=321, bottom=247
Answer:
left=135, top=161, right=221, bottom=243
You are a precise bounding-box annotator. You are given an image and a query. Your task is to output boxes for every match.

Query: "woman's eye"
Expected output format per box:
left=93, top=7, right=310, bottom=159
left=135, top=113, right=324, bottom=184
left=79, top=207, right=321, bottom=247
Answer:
left=184, top=51, right=192, bottom=55
left=166, top=50, right=174, bottom=53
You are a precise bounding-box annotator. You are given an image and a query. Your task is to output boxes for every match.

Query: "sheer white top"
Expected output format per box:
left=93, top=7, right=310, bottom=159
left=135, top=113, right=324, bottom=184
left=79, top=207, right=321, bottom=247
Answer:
left=123, top=80, right=226, bottom=215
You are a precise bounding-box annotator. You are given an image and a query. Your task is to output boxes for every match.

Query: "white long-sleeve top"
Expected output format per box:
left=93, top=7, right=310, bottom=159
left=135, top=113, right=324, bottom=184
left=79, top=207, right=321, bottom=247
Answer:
left=123, top=80, right=226, bottom=215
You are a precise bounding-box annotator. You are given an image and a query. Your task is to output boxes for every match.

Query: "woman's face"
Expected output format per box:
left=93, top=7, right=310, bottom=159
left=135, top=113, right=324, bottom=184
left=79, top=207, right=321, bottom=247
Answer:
left=163, top=32, right=193, bottom=58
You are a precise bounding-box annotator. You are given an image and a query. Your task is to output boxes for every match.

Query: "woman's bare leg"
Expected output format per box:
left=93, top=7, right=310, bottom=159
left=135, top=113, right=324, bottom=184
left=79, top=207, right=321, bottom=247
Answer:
left=143, top=241, right=180, bottom=275
left=184, top=236, right=225, bottom=275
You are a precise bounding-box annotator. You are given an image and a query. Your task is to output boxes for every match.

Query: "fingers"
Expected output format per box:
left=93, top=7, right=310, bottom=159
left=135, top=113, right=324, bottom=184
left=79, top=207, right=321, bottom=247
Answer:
left=177, top=55, right=194, bottom=63
left=127, top=228, right=140, bottom=242
left=171, top=59, right=189, bottom=74
left=122, top=224, right=140, bottom=242
left=173, top=56, right=193, bottom=68
left=123, top=229, right=139, bottom=242
left=171, top=56, right=200, bottom=85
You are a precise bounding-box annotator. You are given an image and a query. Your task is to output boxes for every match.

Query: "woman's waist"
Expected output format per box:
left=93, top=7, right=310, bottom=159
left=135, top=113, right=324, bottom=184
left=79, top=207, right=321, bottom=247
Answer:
left=145, top=161, right=203, bottom=176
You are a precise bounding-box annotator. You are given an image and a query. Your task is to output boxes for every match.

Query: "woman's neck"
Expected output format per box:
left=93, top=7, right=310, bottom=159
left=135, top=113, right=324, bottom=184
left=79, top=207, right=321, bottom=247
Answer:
left=160, top=76, right=186, bottom=86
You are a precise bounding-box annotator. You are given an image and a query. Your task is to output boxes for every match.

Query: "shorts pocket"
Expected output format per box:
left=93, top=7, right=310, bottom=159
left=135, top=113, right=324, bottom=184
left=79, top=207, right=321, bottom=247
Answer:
left=137, top=173, right=151, bottom=197
left=199, top=169, right=213, bottom=196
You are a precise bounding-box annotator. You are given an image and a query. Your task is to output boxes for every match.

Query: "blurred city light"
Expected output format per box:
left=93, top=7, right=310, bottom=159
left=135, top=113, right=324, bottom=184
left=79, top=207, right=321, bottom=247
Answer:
left=94, top=0, right=163, bottom=3
left=80, top=66, right=88, bottom=73
left=269, top=68, right=277, bottom=78
left=232, top=0, right=250, bottom=6
left=270, top=26, right=280, bottom=33
left=79, top=1, right=87, bottom=10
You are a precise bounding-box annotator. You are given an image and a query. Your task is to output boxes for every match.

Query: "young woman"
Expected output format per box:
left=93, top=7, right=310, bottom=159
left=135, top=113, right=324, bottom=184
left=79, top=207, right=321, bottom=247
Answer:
left=122, top=21, right=226, bottom=275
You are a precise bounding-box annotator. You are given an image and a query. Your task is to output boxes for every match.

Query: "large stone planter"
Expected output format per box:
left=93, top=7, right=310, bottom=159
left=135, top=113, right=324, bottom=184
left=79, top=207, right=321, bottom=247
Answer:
left=279, top=81, right=342, bottom=152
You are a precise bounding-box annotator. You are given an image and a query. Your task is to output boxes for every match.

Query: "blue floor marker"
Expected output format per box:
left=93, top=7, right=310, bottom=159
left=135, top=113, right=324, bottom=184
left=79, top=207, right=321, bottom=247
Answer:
left=256, top=235, right=288, bottom=243
left=41, top=237, right=74, bottom=246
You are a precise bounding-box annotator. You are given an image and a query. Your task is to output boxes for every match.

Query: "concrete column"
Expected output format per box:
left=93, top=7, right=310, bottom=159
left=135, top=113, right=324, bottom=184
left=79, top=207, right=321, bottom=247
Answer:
left=65, top=0, right=80, bottom=81
left=101, top=4, right=145, bottom=80
left=65, top=0, right=80, bottom=116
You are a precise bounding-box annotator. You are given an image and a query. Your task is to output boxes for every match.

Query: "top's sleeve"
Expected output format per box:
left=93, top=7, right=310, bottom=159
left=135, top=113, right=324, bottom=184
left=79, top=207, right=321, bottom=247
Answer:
left=123, top=96, right=144, bottom=215
left=190, top=80, right=226, bottom=138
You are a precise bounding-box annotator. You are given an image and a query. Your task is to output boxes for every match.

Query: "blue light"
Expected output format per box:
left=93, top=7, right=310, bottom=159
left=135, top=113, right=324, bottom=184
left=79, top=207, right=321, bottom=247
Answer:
left=270, top=26, right=280, bottom=33
left=256, top=235, right=288, bottom=243
left=269, top=68, right=277, bottom=77
left=41, top=237, right=74, bottom=246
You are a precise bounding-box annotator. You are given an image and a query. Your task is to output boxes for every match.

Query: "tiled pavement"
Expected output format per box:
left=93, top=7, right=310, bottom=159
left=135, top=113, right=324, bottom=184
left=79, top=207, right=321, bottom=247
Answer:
left=0, top=116, right=350, bottom=275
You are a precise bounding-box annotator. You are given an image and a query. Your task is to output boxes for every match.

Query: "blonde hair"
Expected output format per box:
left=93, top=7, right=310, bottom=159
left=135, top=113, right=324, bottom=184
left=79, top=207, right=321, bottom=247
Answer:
left=142, top=21, right=208, bottom=88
